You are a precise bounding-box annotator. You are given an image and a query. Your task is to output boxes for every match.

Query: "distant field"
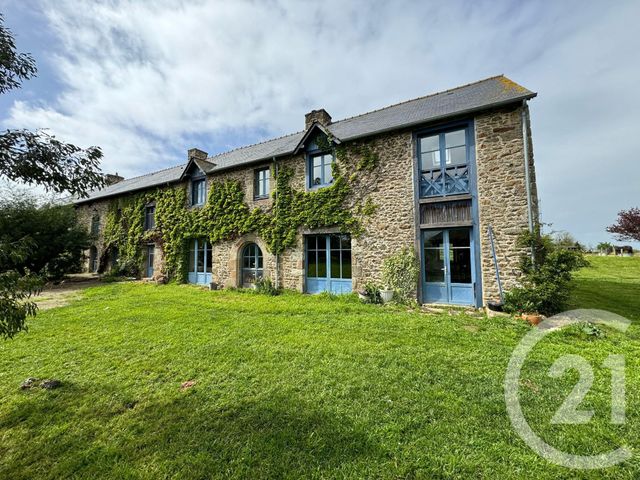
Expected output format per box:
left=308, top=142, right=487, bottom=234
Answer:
left=568, top=255, right=640, bottom=322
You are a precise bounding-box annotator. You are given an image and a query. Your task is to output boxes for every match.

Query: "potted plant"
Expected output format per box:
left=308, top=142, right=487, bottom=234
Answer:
left=521, top=312, right=543, bottom=326
left=379, top=287, right=394, bottom=304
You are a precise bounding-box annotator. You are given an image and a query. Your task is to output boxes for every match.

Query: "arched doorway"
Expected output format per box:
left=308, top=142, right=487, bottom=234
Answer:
left=241, top=243, right=263, bottom=288
left=89, top=246, right=98, bottom=273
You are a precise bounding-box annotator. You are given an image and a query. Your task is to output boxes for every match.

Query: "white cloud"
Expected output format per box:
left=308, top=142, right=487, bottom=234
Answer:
left=2, top=0, right=639, bottom=246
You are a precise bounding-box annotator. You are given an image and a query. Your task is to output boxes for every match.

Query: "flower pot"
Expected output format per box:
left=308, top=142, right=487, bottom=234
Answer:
left=358, top=292, right=369, bottom=302
left=380, top=289, right=394, bottom=304
left=522, top=313, right=543, bottom=326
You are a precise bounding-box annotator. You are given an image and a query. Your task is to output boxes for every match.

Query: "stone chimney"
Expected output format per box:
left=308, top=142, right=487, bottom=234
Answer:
left=188, top=148, right=208, bottom=162
left=304, top=109, right=332, bottom=129
left=105, top=173, right=124, bottom=185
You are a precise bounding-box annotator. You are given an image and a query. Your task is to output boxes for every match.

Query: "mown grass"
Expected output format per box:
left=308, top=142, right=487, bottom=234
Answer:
left=0, top=260, right=639, bottom=479
left=568, top=255, right=640, bottom=322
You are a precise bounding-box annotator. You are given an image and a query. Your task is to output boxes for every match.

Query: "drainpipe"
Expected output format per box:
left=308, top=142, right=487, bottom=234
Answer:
left=273, top=156, right=280, bottom=289
left=521, top=100, right=534, bottom=233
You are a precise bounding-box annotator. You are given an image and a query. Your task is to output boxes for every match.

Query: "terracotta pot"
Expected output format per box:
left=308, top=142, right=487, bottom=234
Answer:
left=522, top=313, right=543, bottom=326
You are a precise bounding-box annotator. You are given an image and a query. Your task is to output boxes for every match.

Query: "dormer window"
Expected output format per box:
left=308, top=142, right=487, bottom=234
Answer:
left=191, top=178, right=206, bottom=206
left=418, top=126, right=470, bottom=198
left=309, top=152, right=334, bottom=188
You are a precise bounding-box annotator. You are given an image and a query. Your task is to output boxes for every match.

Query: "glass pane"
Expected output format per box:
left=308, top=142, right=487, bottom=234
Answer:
left=188, top=248, right=195, bottom=271
left=206, top=243, right=212, bottom=273
left=323, top=162, right=333, bottom=184
left=313, top=164, right=322, bottom=185
left=331, top=250, right=340, bottom=278
left=341, top=250, right=352, bottom=279
left=445, top=130, right=465, bottom=148
left=255, top=269, right=264, bottom=281
left=197, top=243, right=205, bottom=272
left=424, top=231, right=444, bottom=249
left=317, top=249, right=327, bottom=277
left=421, top=150, right=441, bottom=170
left=424, top=247, right=445, bottom=283
left=330, top=235, right=340, bottom=251
left=340, top=234, right=351, bottom=250
left=307, top=251, right=317, bottom=277
left=445, top=145, right=466, bottom=165
left=449, top=229, right=470, bottom=248
left=242, top=269, right=255, bottom=287
left=257, top=249, right=263, bottom=269
left=420, top=135, right=439, bottom=153
left=309, top=236, right=317, bottom=250
left=450, top=247, right=472, bottom=283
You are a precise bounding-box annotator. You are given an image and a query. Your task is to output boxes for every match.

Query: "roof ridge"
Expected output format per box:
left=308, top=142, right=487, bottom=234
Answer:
left=112, top=162, right=187, bottom=184
left=329, top=74, right=507, bottom=126
left=206, top=130, right=303, bottom=161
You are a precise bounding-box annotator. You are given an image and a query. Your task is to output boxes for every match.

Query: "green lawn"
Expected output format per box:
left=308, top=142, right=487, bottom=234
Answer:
left=568, top=255, right=640, bottom=322
left=0, top=259, right=639, bottom=479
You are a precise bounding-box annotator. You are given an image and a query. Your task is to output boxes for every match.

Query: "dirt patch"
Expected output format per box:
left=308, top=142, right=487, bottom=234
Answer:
left=36, top=278, right=101, bottom=311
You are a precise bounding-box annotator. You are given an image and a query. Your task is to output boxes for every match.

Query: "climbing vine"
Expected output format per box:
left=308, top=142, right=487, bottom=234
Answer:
left=101, top=136, right=381, bottom=282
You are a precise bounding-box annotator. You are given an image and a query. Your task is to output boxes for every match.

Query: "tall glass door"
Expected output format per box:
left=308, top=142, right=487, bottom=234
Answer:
left=187, top=238, right=212, bottom=285
left=305, top=234, right=352, bottom=294
left=422, top=228, right=474, bottom=305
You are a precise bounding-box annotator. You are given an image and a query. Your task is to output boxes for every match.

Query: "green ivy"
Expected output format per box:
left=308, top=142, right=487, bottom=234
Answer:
left=101, top=139, right=380, bottom=282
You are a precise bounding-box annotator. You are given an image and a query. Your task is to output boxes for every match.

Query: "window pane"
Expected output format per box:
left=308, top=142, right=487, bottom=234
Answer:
left=450, top=247, right=472, bottom=283
left=445, top=130, right=465, bottom=148
left=424, top=231, right=444, bottom=249
left=330, top=235, right=340, bottom=251
left=341, top=250, right=352, bottom=279
left=340, top=234, right=351, bottom=250
left=449, top=229, right=470, bottom=248
left=307, top=251, right=317, bottom=277
left=197, top=242, right=205, bottom=272
left=331, top=249, right=340, bottom=278
left=317, top=249, right=327, bottom=277
left=424, top=248, right=445, bottom=283
left=313, top=164, right=322, bottom=185
left=188, top=247, right=195, bottom=271
left=323, top=161, right=333, bottom=184
left=206, top=243, right=212, bottom=273
left=445, top=145, right=466, bottom=165
left=421, top=150, right=441, bottom=170
left=420, top=135, right=439, bottom=153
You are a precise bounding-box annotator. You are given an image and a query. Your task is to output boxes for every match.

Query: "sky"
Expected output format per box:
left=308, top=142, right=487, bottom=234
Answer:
left=1, top=0, right=639, bottom=248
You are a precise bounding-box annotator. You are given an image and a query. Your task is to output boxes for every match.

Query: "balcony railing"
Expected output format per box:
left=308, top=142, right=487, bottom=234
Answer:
left=420, top=164, right=470, bottom=198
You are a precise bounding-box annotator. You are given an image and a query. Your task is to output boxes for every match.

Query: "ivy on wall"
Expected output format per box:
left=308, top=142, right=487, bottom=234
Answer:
left=101, top=138, right=380, bottom=282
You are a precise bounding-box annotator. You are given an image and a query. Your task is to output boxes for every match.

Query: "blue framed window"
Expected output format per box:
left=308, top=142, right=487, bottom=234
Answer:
left=305, top=234, right=352, bottom=294
left=308, top=152, right=334, bottom=188
left=144, top=204, right=155, bottom=230
left=241, top=243, right=263, bottom=287
left=254, top=167, right=270, bottom=199
left=418, top=126, right=470, bottom=197
left=191, top=178, right=206, bottom=206
left=90, top=213, right=100, bottom=235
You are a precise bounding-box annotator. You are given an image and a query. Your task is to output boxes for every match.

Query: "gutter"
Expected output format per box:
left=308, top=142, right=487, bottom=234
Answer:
left=273, top=156, right=280, bottom=289
left=521, top=99, right=534, bottom=233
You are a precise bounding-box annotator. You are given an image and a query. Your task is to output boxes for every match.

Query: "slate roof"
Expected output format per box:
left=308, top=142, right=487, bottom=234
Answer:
left=76, top=75, right=535, bottom=204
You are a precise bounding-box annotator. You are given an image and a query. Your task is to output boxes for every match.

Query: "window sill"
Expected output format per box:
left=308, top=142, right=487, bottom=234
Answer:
left=253, top=195, right=270, bottom=201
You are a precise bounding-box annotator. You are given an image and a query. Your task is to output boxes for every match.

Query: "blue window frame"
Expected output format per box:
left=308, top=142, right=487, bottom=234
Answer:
left=191, top=178, right=206, bottom=206
left=418, top=126, right=470, bottom=197
left=305, top=234, right=352, bottom=294
left=254, top=167, right=270, bottom=199
left=308, top=152, right=334, bottom=188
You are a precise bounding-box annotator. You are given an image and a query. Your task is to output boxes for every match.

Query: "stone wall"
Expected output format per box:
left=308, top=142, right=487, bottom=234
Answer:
left=475, top=104, right=538, bottom=304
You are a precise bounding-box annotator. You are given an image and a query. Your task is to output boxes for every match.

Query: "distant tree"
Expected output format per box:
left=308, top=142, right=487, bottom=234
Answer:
left=596, top=242, right=614, bottom=255
left=607, top=207, right=640, bottom=243
left=1, top=14, right=105, bottom=338
left=554, top=231, right=584, bottom=251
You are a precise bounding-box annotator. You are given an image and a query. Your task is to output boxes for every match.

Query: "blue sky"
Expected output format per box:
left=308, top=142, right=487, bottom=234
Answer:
left=1, top=0, right=639, bottom=248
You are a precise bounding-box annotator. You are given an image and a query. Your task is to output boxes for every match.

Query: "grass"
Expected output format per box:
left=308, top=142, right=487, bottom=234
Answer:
left=0, top=257, right=639, bottom=478
left=568, top=255, right=640, bottom=322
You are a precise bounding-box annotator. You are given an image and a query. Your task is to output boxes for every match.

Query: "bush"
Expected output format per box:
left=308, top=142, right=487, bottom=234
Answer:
left=254, top=278, right=280, bottom=296
left=503, top=227, right=588, bottom=316
left=361, top=282, right=382, bottom=304
left=382, top=247, right=419, bottom=304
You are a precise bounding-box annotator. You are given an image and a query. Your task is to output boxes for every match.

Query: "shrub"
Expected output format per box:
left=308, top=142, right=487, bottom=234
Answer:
left=504, top=227, right=588, bottom=316
left=382, top=247, right=419, bottom=304
left=362, top=282, right=382, bottom=304
left=254, top=278, right=280, bottom=296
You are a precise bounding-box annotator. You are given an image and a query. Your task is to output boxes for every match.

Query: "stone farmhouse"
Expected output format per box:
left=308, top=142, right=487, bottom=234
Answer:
left=75, top=75, right=539, bottom=307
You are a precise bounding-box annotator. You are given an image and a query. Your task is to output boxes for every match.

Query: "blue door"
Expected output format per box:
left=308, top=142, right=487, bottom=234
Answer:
left=187, top=239, right=212, bottom=285
left=306, top=234, right=352, bottom=294
left=422, top=228, right=475, bottom=305
left=146, top=244, right=155, bottom=278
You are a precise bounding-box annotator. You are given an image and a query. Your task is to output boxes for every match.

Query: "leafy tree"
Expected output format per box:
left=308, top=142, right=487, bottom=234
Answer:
left=0, top=192, right=91, bottom=279
left=1, top=14, right=105, bottom=338
left=607, top=207, right=640, bottom=242
left=596, top=242, right=613, bottom=254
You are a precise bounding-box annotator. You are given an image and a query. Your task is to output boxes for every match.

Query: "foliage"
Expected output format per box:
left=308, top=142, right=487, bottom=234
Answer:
left=361, top=281, right=382, bottom=304
left=0, top=13, right=36, bottom=95
left=607, top=207, right=640, bottom=242
left=381, top=247, right=420, bottom=304
left=504, top=227, right=588, bottom=316
left=596, top=241, right=614, bottom=254
left=253, top=278, right=280, bottom=296
left=553, top=231, right=584, bottom=251
left=0, top=193, right=91, bottom=279
left=579, top=321, right=605, bottom=339
left=102, top=138, right=379, bottom=281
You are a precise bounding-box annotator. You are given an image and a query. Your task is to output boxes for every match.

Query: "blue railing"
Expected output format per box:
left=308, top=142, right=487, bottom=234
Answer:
left=420, top=164, right=470, bottom=197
